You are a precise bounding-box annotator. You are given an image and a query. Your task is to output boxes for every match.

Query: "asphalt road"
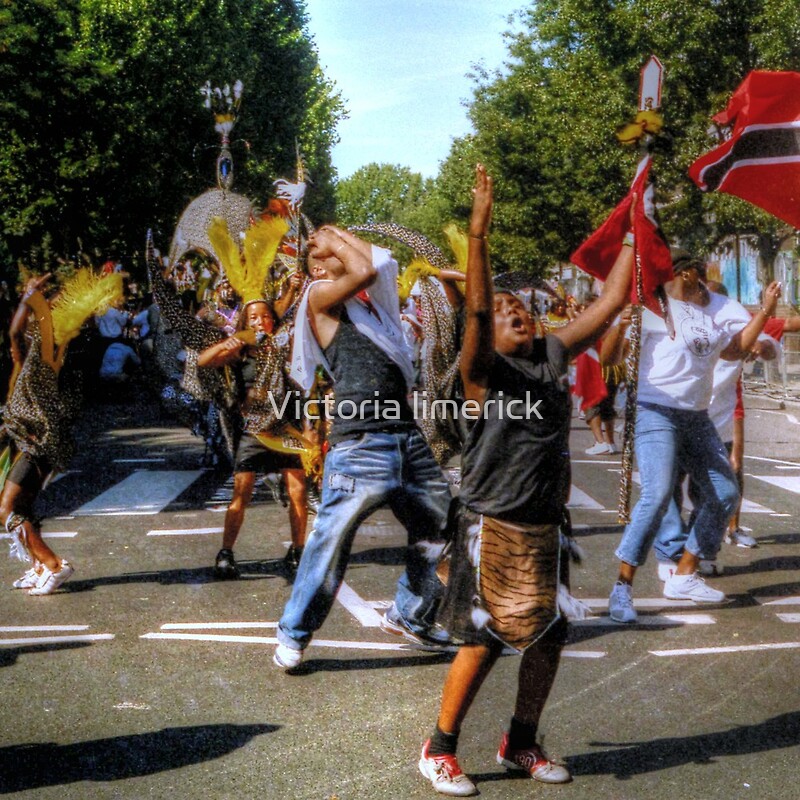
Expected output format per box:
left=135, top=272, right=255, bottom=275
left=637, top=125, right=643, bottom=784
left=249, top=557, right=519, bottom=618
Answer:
left=2, top=390, right=800, bottom=800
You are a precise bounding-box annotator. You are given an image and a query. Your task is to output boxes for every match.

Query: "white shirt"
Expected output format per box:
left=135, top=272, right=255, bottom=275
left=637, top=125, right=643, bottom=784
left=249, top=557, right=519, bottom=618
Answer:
left=636, top=293, right=751, bottom=411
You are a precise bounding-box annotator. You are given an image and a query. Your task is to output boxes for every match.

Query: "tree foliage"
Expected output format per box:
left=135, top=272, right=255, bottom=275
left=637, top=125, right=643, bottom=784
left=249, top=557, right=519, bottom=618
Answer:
left=429, top=0, right=800, bottom=276
left=0, top=0, right=344, bottom=273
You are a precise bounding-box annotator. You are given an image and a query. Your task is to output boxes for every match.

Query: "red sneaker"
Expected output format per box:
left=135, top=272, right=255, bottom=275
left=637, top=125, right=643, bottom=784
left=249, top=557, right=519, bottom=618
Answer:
left=418, top=739, right=478, bottom=796
left=496, top=732, right=571, bottom=783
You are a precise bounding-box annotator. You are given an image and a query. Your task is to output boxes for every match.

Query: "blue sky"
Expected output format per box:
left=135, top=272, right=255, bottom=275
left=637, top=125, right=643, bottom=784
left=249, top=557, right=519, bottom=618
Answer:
left=303, top=0, right=525, bottom=179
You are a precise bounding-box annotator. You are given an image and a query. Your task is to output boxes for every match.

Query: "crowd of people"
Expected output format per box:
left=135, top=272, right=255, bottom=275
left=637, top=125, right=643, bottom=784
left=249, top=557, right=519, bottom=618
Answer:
left=1, top=164, right=796, bottom=796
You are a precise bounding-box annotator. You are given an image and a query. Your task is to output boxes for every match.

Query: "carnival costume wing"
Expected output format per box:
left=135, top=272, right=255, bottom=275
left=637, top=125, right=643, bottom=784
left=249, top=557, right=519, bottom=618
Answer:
left=349, top=223, right=464, bottom=465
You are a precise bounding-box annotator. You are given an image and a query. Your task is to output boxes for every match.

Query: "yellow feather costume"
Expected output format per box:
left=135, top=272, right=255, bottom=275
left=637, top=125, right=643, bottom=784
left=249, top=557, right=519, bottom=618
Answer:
left=207, top=215, right=289, bottom=305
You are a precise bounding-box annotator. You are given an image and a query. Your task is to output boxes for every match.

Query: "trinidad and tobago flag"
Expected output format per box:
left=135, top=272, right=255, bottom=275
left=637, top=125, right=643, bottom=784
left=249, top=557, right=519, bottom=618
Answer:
left=571, top=154, right=673, bottom=314
left=689, top=70, right=800, bottom=229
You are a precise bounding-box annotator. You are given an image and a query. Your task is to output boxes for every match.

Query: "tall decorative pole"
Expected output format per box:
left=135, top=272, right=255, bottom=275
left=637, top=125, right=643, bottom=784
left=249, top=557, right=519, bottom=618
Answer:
left=618, top=56, right=664, bottom=524
left=200, top=80, right=243, bottom=193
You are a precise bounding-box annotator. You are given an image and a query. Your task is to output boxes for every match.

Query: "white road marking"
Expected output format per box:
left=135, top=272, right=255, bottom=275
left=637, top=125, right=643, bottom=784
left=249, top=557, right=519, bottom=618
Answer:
left=161, top=622, right=278, bottom=630
left=776, top=614, right=800, bottom=623
left=650, top=642, right=800, bottom=657
left=760, top=596, right=800, bottom=606
left=1, top=531, right=77, bottom=539
left=775, top=465, right=800, bottom=470
left=567, top=486, right=604, bottom=510
left=576, top=613, right=715, bottom=627
left=73, top=470, right=204, bottom=516
left=335, top=581, right=385, bottom=627
left=0, top=634, right=115, bottom=647
left=146, top=527, right=224, bottom=537
left=744, top=454, right=800, bottom=466
left=140, top=630, right=604, bottom=658
left=571, top=459, right=620, bottom=465
left=581, top=598, right=696, bottom=609
left=749, top=474, right=800, bottom=495
left=0, top=625, right=89, bottom=632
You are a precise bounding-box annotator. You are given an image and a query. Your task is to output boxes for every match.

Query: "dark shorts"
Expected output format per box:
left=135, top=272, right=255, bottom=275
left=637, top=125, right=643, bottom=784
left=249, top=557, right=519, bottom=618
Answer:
left=234, top=433, right=302, bottom=475
left=7, top=452, right=51, bottom=494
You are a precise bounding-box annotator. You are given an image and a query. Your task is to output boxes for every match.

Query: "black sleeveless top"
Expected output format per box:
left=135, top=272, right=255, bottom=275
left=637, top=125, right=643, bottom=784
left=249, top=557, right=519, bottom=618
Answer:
left=458, top=335, right=571, bottom=525
left=323, top=306, right=415, bottom=444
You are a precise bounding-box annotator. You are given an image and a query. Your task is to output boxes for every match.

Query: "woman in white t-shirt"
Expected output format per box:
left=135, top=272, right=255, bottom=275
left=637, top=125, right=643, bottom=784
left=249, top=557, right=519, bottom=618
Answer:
left=601, top=251, right=780, bottom=623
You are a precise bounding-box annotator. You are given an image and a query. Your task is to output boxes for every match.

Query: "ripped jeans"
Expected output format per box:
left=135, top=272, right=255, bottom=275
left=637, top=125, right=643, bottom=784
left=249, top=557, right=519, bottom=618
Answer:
left=277, top=428, right=451, bottom=651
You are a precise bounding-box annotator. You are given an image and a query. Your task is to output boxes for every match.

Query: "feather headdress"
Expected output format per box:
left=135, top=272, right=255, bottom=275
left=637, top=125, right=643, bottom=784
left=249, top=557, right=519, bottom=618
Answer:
left=442, top=223, right=468, bottom=273
left=207, top=215, right=289, bottom=305
left=398, top=257, right=440, bottom=303
left=51, top=269, right=124, bottom=346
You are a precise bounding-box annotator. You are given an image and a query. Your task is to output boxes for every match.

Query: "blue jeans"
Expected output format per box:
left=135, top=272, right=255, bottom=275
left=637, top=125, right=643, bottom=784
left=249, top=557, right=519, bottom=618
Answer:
left=615, top=403, right=739, bottom=567
left=277, top=428, right=451, bottom=651
left=653, top=441, right=734, bottom=563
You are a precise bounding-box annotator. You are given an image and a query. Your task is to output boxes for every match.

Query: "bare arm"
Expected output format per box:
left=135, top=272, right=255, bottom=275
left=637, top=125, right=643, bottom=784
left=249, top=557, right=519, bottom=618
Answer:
left=720, top=281, right=781, bottom=360
left=554, top=243, right=634, bottom=357
left=274, top=272, right=303, bottom=319
left=197, top=335, right=246, bottom=368
left=9, top=273, right=51, bottom=365
left=460, top=164, right=495, bottom=404
left=437, top=268, right=466, bottom=310
left=599, top=305, right=632, bottom=366
left=307, top=227, right=377, bottom=316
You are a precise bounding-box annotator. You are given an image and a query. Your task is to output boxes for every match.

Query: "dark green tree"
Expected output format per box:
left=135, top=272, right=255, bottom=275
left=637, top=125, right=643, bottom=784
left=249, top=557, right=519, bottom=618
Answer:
left=0, top=0, right=344, bottom=275
left=433, top=0, right=800, bottom=277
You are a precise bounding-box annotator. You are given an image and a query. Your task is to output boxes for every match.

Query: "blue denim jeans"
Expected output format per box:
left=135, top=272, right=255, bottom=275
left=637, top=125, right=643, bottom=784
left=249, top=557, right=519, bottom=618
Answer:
left=615, top=403, right=739, bottom=567
left=277, top=428, right=451, bottom=651
left=653, top=440, right=734, bottom=564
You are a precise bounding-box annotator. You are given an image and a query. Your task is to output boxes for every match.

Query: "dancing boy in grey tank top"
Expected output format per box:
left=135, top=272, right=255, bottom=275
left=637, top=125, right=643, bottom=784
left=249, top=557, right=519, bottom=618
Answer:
left=273, top=225, right=453, bottom=671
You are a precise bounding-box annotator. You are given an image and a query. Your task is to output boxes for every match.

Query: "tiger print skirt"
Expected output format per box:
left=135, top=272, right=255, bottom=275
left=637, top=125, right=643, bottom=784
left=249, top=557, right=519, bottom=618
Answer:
left=438, top=504, right=562, bottom=652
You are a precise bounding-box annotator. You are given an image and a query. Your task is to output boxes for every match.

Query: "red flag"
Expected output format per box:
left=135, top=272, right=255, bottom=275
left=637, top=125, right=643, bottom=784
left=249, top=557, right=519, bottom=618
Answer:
left=571, top=155, right=673, bottom=313
left=689, top=70, right=800, bottom=229
left=572, top=345, right=608, bottom=412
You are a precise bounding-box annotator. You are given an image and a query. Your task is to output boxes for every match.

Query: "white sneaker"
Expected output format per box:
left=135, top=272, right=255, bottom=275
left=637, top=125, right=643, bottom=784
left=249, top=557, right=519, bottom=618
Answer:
left=657, top=561, right=676, bottom=582
left=28, top=560, right=74, bottom=595
left=12, top=563, right=42, bottom=589
left=698, top=559, right=723, bottom=577
left=608, top=581, right=637, bottom=623
left=585, top=442, right=611, bottom=455
left=606, top=443, right=619, bottom=454
left=273, top=642, right=303, bottom=671
left=724, top=529, right=757, bottom=548
left=663, top=572, right=725, bottom=603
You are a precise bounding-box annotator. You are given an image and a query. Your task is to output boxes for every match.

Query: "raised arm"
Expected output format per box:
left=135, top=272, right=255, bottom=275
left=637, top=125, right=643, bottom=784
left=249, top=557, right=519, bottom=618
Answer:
left=460, top=164, right=495, bottom=403
left=720, top=281, right=782, bottom=360
left=307, top=226, right=377, bottom=316
left=599, top=304, right=632, bottom=366
left=554, top=232, right=634, bottom=358
left=274, top=272, right=304, bottom=319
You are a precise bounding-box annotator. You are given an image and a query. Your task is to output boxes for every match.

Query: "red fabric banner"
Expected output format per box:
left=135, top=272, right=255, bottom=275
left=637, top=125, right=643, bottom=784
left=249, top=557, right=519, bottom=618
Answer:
left=571, top=155, right=673, bottom=314
left=689, top=70, right=800, bottom=229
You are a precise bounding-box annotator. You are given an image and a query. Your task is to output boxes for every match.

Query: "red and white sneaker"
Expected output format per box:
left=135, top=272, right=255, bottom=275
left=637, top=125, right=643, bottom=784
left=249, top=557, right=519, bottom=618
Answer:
left=418, top=740, right=477, bottom=796
left=496, top=732, right=571, bottom=783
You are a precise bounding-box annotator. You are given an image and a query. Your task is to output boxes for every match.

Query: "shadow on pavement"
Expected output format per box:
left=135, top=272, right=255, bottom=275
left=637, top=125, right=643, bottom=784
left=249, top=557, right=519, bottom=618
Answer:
left=0, top=641, right=93, bottom=669
left=0, top=723, right=278, bottom=792
left=289, top=652, right=453, bottom=675
left=566, top=710, right=800, bottom=778
left=58, top=562, right=288, bottom=592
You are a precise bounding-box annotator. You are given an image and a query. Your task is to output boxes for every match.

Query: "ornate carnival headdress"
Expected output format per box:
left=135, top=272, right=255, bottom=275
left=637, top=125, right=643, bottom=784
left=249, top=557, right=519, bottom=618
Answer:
left=207, top=215, right=289, bottom=307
